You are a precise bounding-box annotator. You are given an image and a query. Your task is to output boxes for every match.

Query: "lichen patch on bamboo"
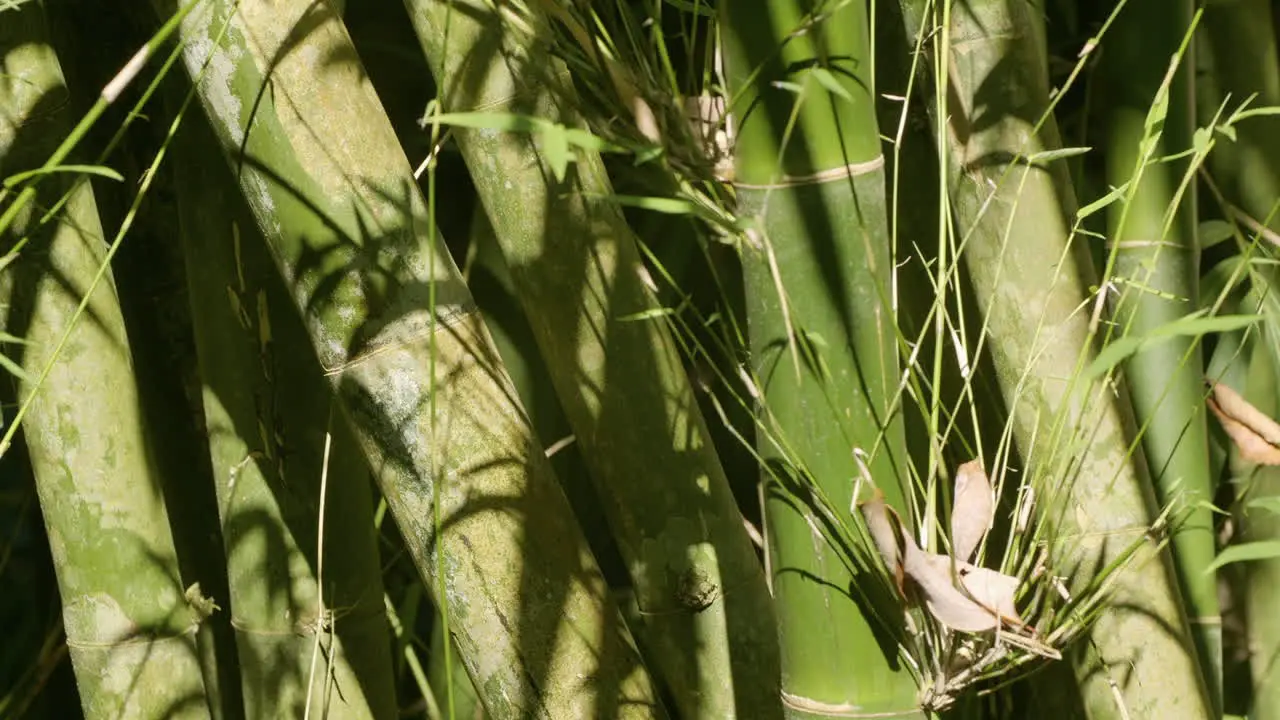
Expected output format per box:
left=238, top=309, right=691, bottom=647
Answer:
left=179, top=6, right=247, bottom=146
left=236, top=0, right=413, bottom=212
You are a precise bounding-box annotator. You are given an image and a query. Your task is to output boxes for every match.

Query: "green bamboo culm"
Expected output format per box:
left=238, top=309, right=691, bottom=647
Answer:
left=893, top=0, right=1213, bottom=717
left=1236, top=330, right=1280, bottom=720
left=401, top=3, right=780, bottom=718
left=721, top=2, right=922, bottom=717
left=1099, top=0, right=1221, bottom=706
left=148, top=2, right=663, bottom=717
left=174, top=106, right=398, bottom=719
left=1200, top=0, right=1280, bottom=233
left=1200, top=3, right=1280, bottom=716
left=0, top=7, right=211, bottom=719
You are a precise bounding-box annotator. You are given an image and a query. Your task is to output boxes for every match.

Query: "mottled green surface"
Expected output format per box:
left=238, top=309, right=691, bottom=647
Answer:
left=1237, top=340, right=1280, bottom=720
left=175, top=106, right=397, bottom=720
left=401, top=2, right=778, bottom=717
left=1201, top=0, right=1280, bottom=234
left=1201, top=2, right=1280, bottom=717
left=1100, top=0, right=1220, bottom=705
left=0, top=8, right=210, bottom=719
left=150, top=1, right=662, bottom=716
left=723, top=3, right=923, bottom=717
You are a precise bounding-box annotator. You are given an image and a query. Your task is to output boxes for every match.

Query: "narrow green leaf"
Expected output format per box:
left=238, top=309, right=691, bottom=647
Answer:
left=421, top=112, right=621, bottom=153
left=0, top=352, right=32, bottom=383
left=3, top=164, right=124, bottom=188
left=1232, top=105, right=1280, bottom=123
left=1204, top=541, right=1280, bottom=574
left=541, top=124, right=570, bottom=181
left=605, top=194, right=699, bottom=215
left=617, top=307, right=678, bottom=322
left=1246, top=497, right=1280, bottom=516
left=1199, top=219, right=1235, bottom=249
left=1077, top=181, right=1130, bottom=219
left=423, top=110, right=547, bottom=133
left=1088, top=313, right=1261, bottom=377
left=809, top=67, right=852, bottom=102
left=1026, top=146, right=1092, bottom=165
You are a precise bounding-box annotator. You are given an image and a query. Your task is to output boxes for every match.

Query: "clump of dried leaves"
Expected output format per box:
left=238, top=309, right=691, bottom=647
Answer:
left=857, top=460, right=1066, bottom=710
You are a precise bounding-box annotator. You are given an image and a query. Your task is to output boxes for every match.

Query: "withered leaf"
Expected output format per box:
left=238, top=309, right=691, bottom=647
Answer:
left=859, top=482, right=1023, bottom=634
left=904, top=546, right=1022, bottom=633
left=956, top=564, right=1023, bottom=626
left=951, top=460, right=994, bottom=563
left=1207, top=381, right=1280, bottom=465
left=859, top=492, right=907, bottom=594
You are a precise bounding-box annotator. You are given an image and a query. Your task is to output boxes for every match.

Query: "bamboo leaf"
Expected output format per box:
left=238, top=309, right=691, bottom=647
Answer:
left=862, top=488, right=1022, bottom=633
left=951, top=460, right=993, bottom=563
left=1210, top=381, right=1280, bottom=444
left=423, top=110, right=545, bottom=133
left=604, top=194, right=699, bottom=215
left=541, top=122, right=571, bottom=181
left=1231, top=105, right=1280, bottom=123
left=1026, top=146, right=1092, bottom=165
left=1199, top=219, right=1236, bottom=249
left=808, top=67, right=853, bottom=103
left=1204, top=541, right=1280, bottom=573
left=0, top=352, right=33, bottom=383
left=1088, top=312, right=1260, bottom=378
left=1077, top=181, right=1130, bottom=219
left=1207, top=381, right=1280, bottom=464
left=956, top=563, right=1023, bottom=625
left=903, top=548, right=1021, bottom=633
left=2, top=163, right=124, bottom=187
left=1246, top=496, right=1280, bottom=515
left=859, top=494, right=906, bottom=593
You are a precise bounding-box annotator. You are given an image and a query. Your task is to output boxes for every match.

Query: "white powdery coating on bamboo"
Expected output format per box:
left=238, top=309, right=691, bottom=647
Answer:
left=180, top=9, right=246, bottom=147
left=241, top=170, right=279, bottom=238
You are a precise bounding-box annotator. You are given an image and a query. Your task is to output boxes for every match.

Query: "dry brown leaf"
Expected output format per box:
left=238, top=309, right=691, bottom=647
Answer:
left=1211, top=381, right=1280, bottom=444
left=1207, top=382, right=1280, bottom=465
left=859, top=493, right=906, bottom=594
left=951, top=460, right=994, bottom=563
left=956, top=564, right=1024, bottom=626
left=860, top=483, right=1023, bottom=634
left=904, top=547, right=1017, bottom=633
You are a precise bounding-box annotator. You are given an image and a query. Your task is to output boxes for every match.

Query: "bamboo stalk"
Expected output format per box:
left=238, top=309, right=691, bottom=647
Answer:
left=1234, top=332, right=1280, bottom=720
left=893, top=0, right=1214, bottom=717
left=174, top=105, right=398, bottom=720
left=1198, top=6, right=1280, bottom=713
left=401, top=3, right=780, bottom=718
left=0, top=7, right=211, bottom=718
left=146, top=2, right=664, bottom=716
left=1200, top=0, right=1280, bottom=232
left=1098, top=0, right=1220, bottom=705
left=722, top=2, right=923, bottom=717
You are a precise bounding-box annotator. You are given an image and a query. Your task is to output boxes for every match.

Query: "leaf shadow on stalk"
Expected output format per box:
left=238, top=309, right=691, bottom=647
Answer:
left=0, top=87, right=211, bottom=720
left=175, top=111, right=482, bottom=716
left=765, top=458, right=913, bottom=664
left=0, top=95, right=117, bottom=350
left=421, top=3, right=783, bottom=716
left=180, top=162, right=397, bottom=718
left=225, top=149, right=645, bottom=720
left=1068, top=592, right=1200, bottom=697
left=737, top=4, right=915, bottom=485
